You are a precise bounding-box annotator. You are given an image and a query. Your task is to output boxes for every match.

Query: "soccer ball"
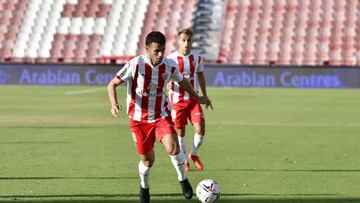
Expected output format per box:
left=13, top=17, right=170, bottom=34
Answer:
left=195, top=179, right=221, bottom=203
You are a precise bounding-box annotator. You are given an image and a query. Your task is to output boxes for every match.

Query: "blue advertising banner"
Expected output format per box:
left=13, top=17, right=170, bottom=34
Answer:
left=0, top=64, right=119, bottom=85
left=0, top=63, right=359, bottom=88
left=206, top=66, right=360, bottom=88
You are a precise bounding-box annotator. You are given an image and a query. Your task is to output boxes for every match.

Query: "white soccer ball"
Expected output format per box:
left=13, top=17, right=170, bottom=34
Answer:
left=196, top=179, right=221, bottom=203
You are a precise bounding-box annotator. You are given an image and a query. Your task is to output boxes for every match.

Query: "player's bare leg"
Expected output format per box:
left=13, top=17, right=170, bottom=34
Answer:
left=162, top=134, right=193, bottom=199
left=138, top=151, right=155, bottom=203
left=176, top=127, right=190, bottom=171
left=189, top=122, right=205, bottom=170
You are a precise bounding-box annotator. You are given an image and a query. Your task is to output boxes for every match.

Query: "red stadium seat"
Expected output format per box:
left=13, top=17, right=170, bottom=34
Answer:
left=85, top=0, right=100, bottom=17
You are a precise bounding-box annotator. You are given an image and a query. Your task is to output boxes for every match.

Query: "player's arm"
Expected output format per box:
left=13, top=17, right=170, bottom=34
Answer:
left=197, top=71, right=213, bottom=109
left=197, top=71, right=207, bottom=97
left=178, top=78, right=212, bottom=109
left=178, top=78, right=198, bottom=99
left=107, top=77, right=122, bottom=118
left=107, top=62, right=132, bottom=117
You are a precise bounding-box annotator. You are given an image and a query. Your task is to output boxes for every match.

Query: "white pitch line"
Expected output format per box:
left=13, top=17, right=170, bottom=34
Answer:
left=65, top=88, right=105, bottom=95
left=207, top=121, right=360, bottom=128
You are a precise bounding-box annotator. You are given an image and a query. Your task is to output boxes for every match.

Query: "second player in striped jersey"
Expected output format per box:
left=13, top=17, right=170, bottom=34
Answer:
left=167, top=28, right=213, bottom=172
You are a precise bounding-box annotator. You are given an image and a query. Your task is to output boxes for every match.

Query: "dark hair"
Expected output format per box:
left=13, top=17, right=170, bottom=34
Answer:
left=145, top=31, right=166, bottom=46
left=178, top=28, right=193, bottom=38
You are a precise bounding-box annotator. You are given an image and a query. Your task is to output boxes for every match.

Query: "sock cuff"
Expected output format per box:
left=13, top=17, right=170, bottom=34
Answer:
left=170, top=153, right=185, bottom=165
left=194, top=133, right=204, bottom=145
left=194, top=132, right=204, bottom=138
left=138, top=161, right=151, bottom=175
left=178, top=136, right=186, bottom=144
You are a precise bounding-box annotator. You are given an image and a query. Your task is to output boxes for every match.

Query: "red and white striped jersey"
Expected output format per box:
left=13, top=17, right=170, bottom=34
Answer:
left=115, top=55, right=184, bottom=123
left=167, top=50, right=204, bottom=103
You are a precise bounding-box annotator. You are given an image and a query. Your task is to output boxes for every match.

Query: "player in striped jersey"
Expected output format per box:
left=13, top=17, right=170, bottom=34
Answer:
left=167, top=28, right=213, bottom=172
left=107, top=31, right=211, bottom=203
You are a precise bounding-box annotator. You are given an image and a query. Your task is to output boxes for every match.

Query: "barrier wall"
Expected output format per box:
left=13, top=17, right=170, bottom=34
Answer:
left=0, top=64, right=359, bottom=88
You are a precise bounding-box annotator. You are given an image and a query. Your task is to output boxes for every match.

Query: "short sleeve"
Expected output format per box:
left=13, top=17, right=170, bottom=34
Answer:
left=170, top=66, right=184, bottom=82
left=115, top=61, right=133, bottom=83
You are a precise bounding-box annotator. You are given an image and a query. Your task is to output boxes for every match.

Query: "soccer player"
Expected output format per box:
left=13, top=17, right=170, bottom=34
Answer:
left=167, top=28, right=213, bottom=172
left=107, top=31, right=211, bottom=203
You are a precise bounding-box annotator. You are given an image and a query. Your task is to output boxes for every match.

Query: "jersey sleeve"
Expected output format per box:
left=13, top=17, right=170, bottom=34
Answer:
left=115, top=61, right=133, bottom=83
left=170, top=65, right=184, bottom=82
left=197, top=55, right=204, bottom=72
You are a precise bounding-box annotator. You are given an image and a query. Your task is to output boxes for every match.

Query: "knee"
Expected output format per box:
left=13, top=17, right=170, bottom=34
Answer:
left=142, top=157, right=155, bottom=167
left=199, top=131, right=205, bottom=136
left=167, top=144, right=180, bottom=156
left=176, top=128, right=186, bottom=137
left=194, top=123, right=205, bottom=135
left=196, top=129, right=205, bottom=136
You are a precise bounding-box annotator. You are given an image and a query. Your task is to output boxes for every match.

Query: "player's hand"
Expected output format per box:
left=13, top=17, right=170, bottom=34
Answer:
left=198, top=96, right=213, bottom=110
left=110, top=104, right=122, bottom=118
left=204, top=97, right=213, bottom=110
left=204, top=96, right=213, bottom=110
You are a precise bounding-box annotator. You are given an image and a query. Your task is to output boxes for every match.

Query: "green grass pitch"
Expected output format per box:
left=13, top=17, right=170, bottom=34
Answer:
left=1, top=85, right=360, bottom=203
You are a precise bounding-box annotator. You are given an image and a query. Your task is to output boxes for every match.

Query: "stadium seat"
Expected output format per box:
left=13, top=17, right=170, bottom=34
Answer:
left=82, top=18, right=95, bottom=35
left=73, top=0, right=89, bottom=17
left=93, top=18, right=107, bottom=35
left=97, top=3, right=111, bottom=17
left=57, top=18, right=71, bottom=34
left=62, top=2, right=76, bottom=17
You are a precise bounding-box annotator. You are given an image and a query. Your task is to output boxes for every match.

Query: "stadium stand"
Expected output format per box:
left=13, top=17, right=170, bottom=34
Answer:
left=0, top=0, right=359, bottom=65
left=218, top=0, right=360, bottom=66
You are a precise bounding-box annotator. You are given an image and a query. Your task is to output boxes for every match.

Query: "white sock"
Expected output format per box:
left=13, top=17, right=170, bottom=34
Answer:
left=138, top=161, right=151, bottom=189
left=178, top=136, right=188, bottom=163
left=170, top=152, right=187, bottom=181
left=191, top=133, right=204, bottom=156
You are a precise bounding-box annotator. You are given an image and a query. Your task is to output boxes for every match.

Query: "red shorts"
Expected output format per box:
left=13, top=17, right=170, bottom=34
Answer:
left=129, top=117, right=176, bottom=154
left=171, top=98, right=205, bottom=129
